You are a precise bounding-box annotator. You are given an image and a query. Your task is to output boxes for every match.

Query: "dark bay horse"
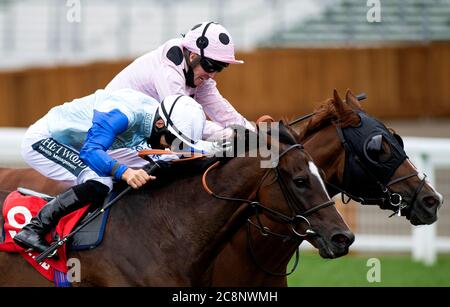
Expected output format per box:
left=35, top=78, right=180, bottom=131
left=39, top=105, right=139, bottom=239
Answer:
left=0, top=123, right=353, bottom=286
left=211, top=89, right=443, bottom=286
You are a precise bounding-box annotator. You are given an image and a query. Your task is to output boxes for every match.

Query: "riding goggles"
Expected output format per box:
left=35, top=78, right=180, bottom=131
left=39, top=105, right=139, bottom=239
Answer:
left=199, top=57, right=229, bottom=73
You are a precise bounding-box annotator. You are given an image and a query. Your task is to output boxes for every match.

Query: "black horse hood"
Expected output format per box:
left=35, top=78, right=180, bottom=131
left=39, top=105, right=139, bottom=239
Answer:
left=341, top=111, right=408, bottom=199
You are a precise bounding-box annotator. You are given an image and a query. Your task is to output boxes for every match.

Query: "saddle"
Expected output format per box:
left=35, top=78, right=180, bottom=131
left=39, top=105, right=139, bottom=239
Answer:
left=3, top=186, right=120, bottom=251
left=0, top=186, right=126, bottom=286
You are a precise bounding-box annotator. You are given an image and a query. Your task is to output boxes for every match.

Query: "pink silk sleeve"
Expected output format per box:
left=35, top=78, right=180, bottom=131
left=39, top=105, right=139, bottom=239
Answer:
left=195, top=79, right=255, bottom=131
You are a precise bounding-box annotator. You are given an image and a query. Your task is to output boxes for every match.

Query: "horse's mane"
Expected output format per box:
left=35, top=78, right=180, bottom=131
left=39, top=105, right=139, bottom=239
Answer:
left=142, top=157, right=218, bottom=189
left=228, top=123, right=299, bottom=154
left=297, top=97, right=363, bottom=141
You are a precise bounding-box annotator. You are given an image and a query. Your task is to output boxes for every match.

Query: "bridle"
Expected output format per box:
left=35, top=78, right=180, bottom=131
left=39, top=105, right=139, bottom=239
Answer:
left=289, top=93, right=428, bottom=218
left=329, top=121, right=428, bottom=217
left=202, top=143, right=335, bottom=276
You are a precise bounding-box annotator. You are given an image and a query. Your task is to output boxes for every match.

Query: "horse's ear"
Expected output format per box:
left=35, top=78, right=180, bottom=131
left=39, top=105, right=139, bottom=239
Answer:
left=345, top=88, right=363, bottom=110
left=278, top=119, right=288, bottom=131
left=332, top=90, right=360, bottom=126
left=278, top=120, right=298, bottom=145
left=333, top=88, right=343, bottom=104
left=345, top=89, right=355, bottom=101
left=332, top=90, right=351, bottom=116
left=280, top=118, right=299, bottom=138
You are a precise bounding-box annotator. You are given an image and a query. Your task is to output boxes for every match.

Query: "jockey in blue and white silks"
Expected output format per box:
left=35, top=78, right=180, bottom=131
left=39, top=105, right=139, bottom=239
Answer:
left=14, top=90, right=224, bottom=254
left=45, top=88, right=159, bottom=182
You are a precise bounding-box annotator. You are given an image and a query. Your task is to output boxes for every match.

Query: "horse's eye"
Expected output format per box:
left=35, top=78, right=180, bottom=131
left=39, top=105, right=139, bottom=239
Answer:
left=293, top=176, right=307, bottom=187
left=365, top=135, right=391, bottom=163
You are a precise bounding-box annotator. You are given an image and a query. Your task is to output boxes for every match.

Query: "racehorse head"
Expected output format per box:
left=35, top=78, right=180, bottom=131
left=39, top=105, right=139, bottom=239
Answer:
left=297, top=89, right=443, bottom=225
left=245, top=122, right=354, bottom=258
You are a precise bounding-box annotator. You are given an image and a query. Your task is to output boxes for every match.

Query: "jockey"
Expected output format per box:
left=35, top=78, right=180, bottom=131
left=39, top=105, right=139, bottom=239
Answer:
left=106, top=21, right=255, bottom=140
left=13, top=90, right=221, bottom=253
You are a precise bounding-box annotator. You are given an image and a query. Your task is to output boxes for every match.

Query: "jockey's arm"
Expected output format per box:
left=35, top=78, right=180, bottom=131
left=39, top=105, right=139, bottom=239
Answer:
left=79, top=109, right=130, bottom=181
left=194, top=79, right=255, bottom=132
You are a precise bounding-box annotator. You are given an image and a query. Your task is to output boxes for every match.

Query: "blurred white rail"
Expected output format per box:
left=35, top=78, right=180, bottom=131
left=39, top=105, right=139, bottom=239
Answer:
left=1, top=127, right=26, bottom=165
left=403, top=137, right=450, bottom=265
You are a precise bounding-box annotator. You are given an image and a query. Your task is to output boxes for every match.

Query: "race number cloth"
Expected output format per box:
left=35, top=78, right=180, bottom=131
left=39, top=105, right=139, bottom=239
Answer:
left=0, top=191, right=89, bottom=282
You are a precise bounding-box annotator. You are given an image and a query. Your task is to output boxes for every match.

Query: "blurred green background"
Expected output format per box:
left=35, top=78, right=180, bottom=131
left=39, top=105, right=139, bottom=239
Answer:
left=288, top=251, right=450, bottom=287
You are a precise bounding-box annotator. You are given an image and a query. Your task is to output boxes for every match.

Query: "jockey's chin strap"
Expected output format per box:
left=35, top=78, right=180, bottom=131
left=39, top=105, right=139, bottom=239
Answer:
left=201, top=144, right=335, bottom=276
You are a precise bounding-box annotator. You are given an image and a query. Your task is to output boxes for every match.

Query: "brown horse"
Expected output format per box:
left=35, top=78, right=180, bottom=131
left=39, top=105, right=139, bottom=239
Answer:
left=211, top=89, right=443, bottom=286
left=0, top=123, right=353, bottom=286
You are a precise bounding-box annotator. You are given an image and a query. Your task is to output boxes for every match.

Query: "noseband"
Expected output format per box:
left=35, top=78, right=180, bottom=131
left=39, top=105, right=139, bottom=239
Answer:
left=202, top=143, right=334, bottom=276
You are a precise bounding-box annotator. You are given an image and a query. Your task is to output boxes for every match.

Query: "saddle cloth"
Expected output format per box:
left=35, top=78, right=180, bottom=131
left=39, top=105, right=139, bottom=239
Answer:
left=0, top=189, right=112, bottom=283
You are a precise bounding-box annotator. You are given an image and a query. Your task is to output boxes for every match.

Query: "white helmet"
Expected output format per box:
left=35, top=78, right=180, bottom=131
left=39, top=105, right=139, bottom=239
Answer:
left=158, top=95, right=208, bottom=153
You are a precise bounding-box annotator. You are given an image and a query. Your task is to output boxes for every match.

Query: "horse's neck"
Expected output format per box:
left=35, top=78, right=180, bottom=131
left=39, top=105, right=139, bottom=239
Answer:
left=110, top=158, right=263, bottom=283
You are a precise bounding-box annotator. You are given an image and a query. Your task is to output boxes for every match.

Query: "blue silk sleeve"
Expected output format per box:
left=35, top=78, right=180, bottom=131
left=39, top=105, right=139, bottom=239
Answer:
left=80, top=109, right=129, bottom=180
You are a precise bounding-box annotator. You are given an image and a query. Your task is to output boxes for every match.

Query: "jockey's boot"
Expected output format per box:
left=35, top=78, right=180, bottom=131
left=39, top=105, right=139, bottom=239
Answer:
left=13, top=180, right=109, bottom=253
left=13, top=188, right=83, bottom=253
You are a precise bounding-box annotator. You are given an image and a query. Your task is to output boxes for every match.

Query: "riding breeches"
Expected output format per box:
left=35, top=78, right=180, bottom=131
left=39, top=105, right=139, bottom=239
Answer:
left=21, top=118, right=149, bottom=191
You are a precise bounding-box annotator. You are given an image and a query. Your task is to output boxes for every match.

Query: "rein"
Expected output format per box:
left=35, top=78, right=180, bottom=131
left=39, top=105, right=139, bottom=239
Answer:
left=138, top=149, right=206, bottom=163
left=201, top=144, right=334, bottom=276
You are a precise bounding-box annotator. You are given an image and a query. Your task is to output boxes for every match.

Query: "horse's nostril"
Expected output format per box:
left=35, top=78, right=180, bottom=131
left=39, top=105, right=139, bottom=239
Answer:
left=423, top=195, right=441, bottom=208
left=331, top=231, right=355, bottom=247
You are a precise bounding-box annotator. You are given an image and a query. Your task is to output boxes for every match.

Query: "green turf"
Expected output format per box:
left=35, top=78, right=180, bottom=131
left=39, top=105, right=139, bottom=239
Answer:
left=287, top=251, right=450, bottom=286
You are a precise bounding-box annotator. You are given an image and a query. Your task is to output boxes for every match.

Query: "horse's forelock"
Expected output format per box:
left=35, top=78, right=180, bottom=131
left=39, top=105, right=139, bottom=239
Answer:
left=334, top=92, right=362, bottom=128
left=299, top=93, right=366, bottom=141
left=336, top=109, right=361, bottom=128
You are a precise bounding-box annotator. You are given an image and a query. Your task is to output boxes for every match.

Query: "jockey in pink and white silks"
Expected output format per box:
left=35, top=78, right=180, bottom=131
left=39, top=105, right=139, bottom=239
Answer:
left=106, top=21, right=255, bottom=140
left=14, top=91, right=223, bottom=254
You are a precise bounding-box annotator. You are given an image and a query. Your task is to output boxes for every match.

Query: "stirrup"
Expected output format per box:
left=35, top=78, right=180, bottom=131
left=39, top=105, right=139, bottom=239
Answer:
left=40, top=248, right=58, bottom=259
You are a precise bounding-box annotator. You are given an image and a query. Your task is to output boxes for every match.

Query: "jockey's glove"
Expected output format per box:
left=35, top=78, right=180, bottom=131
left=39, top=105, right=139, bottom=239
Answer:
left=197, top=140, right=233, bottom=157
